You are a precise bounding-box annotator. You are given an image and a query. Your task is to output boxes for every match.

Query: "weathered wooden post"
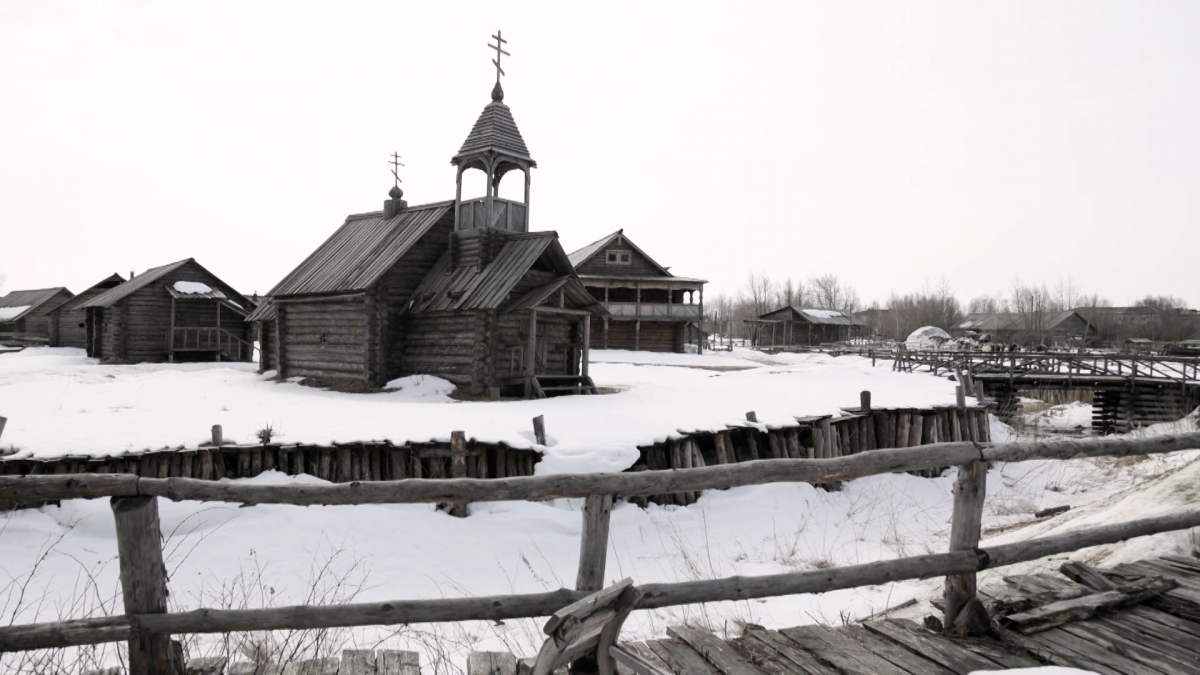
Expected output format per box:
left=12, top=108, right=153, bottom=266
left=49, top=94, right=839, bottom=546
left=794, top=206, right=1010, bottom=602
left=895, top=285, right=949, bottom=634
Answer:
left=944, top=458, right=988, bottom=635
left=860, top=390, right=871, bottom=414
left=974, top=381, right=985, bottom=404
left=449, top=431, right=468, bottom=518
left=111, top=496, right=183, bottom=674
left=0, top=415, right=6, bottom=442
left=211, top=424, right=223, bottom=446
left=745, top=411, right=758, bottom=423
left=576, top=494, right=613, bottom=592
left=532, top=416, right=547, bottom=445
left=956, top=385, right=966, bottom=410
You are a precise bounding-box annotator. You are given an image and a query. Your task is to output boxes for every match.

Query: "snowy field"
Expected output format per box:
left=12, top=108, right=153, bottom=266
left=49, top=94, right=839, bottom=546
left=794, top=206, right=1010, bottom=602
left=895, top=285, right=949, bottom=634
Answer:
left=1, top=347, right=1198, bottom=673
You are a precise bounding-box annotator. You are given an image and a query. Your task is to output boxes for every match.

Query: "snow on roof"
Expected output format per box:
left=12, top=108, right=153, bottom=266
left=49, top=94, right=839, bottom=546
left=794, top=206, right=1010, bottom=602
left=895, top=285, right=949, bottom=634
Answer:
left=0, top=305, right=31, bottom=321
left=174, top=281, right=213, bottom=295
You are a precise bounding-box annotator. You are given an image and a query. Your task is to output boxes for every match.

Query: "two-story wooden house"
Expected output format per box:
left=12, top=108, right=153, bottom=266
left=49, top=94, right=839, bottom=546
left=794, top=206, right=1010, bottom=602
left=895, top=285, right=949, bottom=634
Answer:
left=568, top=230, right=706, bottom=353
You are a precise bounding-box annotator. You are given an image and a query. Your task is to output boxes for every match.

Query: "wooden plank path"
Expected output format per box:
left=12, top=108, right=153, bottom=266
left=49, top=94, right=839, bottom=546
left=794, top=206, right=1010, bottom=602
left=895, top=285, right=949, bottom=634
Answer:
left=610, top=554, right=1200, bottom=675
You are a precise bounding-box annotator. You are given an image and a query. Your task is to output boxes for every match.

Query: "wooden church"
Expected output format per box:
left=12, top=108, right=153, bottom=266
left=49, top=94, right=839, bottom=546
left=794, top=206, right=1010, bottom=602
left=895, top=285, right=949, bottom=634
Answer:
left=251, top=37, right=605, bottom=397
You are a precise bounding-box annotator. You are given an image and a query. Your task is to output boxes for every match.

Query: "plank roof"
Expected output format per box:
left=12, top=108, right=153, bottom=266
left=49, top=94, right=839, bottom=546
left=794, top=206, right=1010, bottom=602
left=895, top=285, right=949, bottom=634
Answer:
left=567, top=229, right=672, bottom=276
left=502, top=276, right=605, bottom=314
left=47, top=274, right=126, bottom=313
left=80, top=260, right=192, bottom=308
left=759, top=306, right=867, bottom=327
left=408, top=232, right=588, bottom=314
left=245, top=299, right=275, bottom=323
left=266, top=201, right=454, bottom=297
left=452, top=100, right=535, bottom=165
left=0, top=287, right=73, bottom=322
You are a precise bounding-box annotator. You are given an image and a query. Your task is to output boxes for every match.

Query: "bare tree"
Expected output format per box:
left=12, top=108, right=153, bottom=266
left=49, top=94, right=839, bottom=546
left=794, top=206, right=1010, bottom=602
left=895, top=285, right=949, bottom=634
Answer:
left=741, top=273, right=778, bottom=317
left=810, top=274, right=859, bottom=311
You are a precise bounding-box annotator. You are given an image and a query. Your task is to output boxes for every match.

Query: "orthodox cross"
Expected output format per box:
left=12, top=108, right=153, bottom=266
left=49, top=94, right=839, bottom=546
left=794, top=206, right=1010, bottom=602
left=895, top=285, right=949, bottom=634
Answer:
left=489, top=30, right=510, bottom=83
left=389, top=152, right=404, bottom=187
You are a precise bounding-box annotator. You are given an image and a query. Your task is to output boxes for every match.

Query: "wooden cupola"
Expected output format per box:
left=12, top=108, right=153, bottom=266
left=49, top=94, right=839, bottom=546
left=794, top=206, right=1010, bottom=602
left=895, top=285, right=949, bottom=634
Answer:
left=451, top=80, right=536, bottom=236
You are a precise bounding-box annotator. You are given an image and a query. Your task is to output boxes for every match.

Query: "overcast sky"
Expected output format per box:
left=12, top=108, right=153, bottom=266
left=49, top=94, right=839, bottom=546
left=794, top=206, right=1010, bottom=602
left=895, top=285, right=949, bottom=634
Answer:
left=2, top=1, right=1197, bottom=308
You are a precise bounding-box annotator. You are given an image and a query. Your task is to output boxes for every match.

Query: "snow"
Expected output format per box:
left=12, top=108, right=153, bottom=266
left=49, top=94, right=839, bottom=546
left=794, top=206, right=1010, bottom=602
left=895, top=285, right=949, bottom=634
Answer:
left=1019, top=401, right=1094, bottom=433
left=2, top=346, right=1198, bottom=670
left=801, top=308, right=846, bottom=319
left=905, top=325, right=951, bottom=350
left=0, top=347, right=959, bottom=471
left=173, top=280, right=213, bottom=294
left=969, top=662, right=1099, bottom=667
left=0, top=304, right=31, bottom=321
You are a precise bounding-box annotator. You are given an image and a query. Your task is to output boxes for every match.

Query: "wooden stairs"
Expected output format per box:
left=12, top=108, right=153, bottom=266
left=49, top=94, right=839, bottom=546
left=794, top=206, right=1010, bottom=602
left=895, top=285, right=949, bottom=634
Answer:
left=531, top=374, right=599, bottom=398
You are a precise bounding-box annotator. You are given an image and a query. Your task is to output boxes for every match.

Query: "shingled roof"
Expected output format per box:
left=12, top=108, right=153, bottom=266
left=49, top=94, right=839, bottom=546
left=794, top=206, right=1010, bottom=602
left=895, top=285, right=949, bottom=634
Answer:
left=81, top=260, right=192, bottom=308
left=452, top=99, right=535, bottom=165
left=567, top=229, right=672, bottom=276
left=47, top=273, right=125, bottom=313
left=266, top=201, right=454, bottom=297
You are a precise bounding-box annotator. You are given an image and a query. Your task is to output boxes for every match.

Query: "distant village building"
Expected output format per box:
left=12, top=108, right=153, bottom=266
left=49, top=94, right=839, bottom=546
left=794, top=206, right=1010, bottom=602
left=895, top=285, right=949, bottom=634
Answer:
left=250, top=57, right=606, bottom=397
left=47, top=273, right=125, bottom=349
left=744, top=307, right=866, bottom=348
left=0, top=287, right=75, bottom=342
left=568, top=230, right=705, bottom=353
left=79, top=259, right=254, bottom=363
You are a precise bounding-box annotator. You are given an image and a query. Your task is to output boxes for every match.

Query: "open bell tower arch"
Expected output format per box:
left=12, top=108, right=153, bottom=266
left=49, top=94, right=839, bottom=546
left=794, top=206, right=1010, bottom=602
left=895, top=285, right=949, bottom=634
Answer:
left=452, top=31, right=537, bottom=234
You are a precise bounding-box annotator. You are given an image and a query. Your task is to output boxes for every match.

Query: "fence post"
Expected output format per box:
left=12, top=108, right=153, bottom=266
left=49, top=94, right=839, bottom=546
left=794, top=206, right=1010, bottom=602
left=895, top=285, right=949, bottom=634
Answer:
left=449, top=431, right=468, bottom=518
left=111, top=496, right=182, bottom=674
left=576, top=494, right=613, bottom=592
left=943, top=459, right=988, bottom=635
left=860, top=390, right=871, bottom=414
left=532, top=416, right=546, bottom=446
left=211, top=424, right=223, bottom=447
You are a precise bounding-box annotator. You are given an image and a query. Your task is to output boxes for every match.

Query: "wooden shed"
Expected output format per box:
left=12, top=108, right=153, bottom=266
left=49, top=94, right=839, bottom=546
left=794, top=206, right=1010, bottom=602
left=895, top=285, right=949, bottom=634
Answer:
left=47, top=273, right=125, bottom=349
left=745, top=306, right=867, bottom=348
left=254, top=77, right=606, bottom=396
left=78, top=259, right=254, bottom=363
left=0, top=287, right=75, bottom=343
left=568, top=230, right=705, bottom=353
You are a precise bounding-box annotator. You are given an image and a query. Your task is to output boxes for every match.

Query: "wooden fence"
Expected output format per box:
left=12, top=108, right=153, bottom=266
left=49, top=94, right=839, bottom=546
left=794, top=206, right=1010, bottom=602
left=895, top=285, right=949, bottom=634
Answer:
left=0, top=392, right=992, bottom=509
left=3, top=430, right=1200, bottom=673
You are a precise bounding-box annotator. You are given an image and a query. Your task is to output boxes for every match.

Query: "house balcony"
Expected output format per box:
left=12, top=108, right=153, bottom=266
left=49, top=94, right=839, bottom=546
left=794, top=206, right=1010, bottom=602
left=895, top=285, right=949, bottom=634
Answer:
left=605, top=302, right=702, bottom=321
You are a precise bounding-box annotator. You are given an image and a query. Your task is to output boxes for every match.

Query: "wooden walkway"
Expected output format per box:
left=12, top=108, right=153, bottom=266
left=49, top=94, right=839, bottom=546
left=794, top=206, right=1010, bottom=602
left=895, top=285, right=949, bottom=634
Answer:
left=614, top=554, right=1200, bottom=675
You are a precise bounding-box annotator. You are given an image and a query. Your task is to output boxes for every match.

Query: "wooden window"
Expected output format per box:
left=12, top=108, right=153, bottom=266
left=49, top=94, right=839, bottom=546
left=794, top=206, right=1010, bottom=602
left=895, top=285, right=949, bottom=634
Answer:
left=605, top=250, right=631, bottom=265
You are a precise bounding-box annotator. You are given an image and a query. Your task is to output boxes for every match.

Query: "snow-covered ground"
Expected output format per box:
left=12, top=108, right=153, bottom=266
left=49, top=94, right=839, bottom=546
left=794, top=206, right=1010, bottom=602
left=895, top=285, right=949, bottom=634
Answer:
left=0, top=347, right=958, bottom=474
left=1, top=347, right=1197, bottom=673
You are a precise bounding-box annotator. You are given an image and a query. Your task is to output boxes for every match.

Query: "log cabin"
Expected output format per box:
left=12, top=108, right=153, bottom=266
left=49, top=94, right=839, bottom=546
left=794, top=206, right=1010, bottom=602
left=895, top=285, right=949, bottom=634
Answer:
left=251, top=77, right=606, bottom=397
left=78, top=259, right=254, bottom=363
left=46, top=273, right=125, bottom=349
left=0, top=287, right=75, bottom=342
left=746, top=306, right=867, bottom=348
left=568, top=230, right=706, bottom=353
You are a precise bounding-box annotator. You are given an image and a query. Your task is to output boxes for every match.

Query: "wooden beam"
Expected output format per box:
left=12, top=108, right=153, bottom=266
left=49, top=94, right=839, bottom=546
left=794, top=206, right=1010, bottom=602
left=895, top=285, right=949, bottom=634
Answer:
left=111, top=497, right=182, bottom=673
left=576, top=494, right=613, bottom=592
left=943, top=460, right=986, bottom=633
left=581, top=313, right=591, bottom=380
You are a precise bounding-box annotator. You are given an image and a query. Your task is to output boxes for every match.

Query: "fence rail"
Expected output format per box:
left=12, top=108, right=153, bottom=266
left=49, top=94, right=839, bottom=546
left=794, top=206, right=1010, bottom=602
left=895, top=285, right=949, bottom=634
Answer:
left=895, top=350, right=1200, bottom=384
left=3, top=431, right=1200, bottom=669
left=171, top=327, right=254, bottom=362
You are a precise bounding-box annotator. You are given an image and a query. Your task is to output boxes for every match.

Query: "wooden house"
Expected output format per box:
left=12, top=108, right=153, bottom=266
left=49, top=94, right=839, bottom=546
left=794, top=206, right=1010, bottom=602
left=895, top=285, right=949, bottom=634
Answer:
left=953, top=311, right=1100, bottom=347
left=78, top=259, right=254, bottom=363
left=567, top=230, right=705, bottom=353
left=251, top=79, right=606, bottom=396
left=0, top=287, right=75, bottom=342
left=745, top=307, right=866, bottom=348
left=47, top=273, right=125, bottom=349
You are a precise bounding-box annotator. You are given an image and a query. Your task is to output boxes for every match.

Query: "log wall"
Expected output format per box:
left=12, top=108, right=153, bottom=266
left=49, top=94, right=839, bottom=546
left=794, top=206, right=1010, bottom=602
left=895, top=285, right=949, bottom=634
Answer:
left=400, top=311, right=478, bottom=388
left=594, top=320, right=682, bottom=352
left=279, top=297, right=368, bottom=380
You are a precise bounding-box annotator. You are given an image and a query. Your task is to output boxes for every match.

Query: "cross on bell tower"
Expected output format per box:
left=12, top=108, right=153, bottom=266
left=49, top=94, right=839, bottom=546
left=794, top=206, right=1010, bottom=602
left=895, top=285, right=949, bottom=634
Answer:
left=451, top=30, right=536, bottom=234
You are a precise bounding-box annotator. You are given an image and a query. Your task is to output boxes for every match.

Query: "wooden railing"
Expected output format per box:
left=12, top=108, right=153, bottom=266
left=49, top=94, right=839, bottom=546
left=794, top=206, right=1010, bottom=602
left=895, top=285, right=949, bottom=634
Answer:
left=3, top=431, right=1200, bottom=671
left=895, top=350, right=1200, bottom=385
left=171, top=327, right=254, bottom=362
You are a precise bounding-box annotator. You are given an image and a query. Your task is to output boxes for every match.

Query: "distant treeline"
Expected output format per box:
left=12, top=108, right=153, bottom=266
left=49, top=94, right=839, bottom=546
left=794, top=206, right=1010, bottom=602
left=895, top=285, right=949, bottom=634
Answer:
left=704, top=274, right=1197, bottom=344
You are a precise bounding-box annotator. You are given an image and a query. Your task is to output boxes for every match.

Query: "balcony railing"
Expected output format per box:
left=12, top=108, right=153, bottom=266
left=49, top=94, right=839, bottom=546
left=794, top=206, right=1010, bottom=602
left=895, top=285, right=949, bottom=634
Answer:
left=605, top=303, right=701, bottom=320
left=456, top=197, right=527, bottom=232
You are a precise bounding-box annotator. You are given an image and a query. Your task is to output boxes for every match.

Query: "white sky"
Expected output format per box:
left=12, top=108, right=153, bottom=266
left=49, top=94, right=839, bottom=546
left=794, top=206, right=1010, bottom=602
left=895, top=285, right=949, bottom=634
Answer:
left=1, top=1, right=1197, bottom=307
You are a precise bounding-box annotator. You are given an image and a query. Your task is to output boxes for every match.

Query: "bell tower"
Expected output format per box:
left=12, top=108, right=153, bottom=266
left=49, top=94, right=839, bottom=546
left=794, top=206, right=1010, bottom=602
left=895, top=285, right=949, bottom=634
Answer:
left=451, top=30, right=537, bottom=235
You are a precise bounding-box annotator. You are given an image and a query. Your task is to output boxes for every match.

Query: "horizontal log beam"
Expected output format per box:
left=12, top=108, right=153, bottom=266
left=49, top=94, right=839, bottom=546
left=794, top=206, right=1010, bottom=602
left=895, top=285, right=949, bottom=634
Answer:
left=6, top=508, right=1200, bottom=652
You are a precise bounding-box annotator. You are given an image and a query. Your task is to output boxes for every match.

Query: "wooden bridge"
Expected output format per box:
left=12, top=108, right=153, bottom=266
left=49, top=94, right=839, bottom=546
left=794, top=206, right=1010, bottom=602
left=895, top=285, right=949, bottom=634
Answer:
left=894, top=350, right=1200, bottom=433
left=4, top=431, right=1200, bottom=674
